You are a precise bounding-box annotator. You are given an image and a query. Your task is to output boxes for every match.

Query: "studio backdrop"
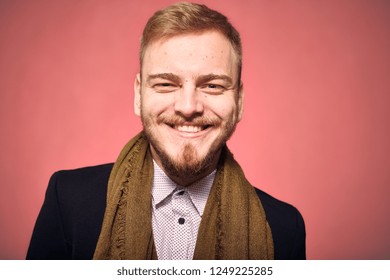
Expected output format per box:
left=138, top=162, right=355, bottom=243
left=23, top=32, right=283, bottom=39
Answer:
left=0, top=0, right=389, bottom=259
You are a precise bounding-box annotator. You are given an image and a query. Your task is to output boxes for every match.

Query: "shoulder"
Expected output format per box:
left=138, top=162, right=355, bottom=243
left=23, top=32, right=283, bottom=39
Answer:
left=53, top=163, right=114, bottom=188
left=48, top=163, right=113, bottom=198
left=254, top=188, right=306, bottom=260
left=48, top=162, right=114, bottom=214
left=27, top=163, right=115, bottom=259
left=255, top=188, right=304, bottom=231
left=52, top=163, right=114, bottom=259
left=49, top=163, right=114, bottom=214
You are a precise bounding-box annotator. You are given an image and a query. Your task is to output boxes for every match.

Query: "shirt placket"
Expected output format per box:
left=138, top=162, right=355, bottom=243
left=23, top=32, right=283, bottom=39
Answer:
left=171, top=190, right=190, bottom=259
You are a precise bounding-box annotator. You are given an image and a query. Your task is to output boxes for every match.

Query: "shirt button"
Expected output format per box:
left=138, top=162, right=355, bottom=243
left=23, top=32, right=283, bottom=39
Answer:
left=178, top=190, right=185, bottom=195
left=178, top=217, right=185, bottom=224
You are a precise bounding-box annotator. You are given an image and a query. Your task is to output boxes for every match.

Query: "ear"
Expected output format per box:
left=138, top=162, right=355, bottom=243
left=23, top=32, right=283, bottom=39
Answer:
left=237, top=82, right=245, bottom=121
left=134, top=73, right=141, bottom=116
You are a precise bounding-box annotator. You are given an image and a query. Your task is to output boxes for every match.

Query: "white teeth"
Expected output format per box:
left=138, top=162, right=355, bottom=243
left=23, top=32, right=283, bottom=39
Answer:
left=175, top=125, right=203, bottom=133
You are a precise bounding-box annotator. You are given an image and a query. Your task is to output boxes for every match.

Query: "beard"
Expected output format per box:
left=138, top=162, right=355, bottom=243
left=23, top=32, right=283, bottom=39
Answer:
left=141, top=112, right=238, bottom=182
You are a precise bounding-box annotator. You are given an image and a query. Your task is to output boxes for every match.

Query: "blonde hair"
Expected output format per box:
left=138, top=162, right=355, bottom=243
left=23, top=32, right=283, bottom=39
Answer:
left=140, top=2, right=242, bottom=81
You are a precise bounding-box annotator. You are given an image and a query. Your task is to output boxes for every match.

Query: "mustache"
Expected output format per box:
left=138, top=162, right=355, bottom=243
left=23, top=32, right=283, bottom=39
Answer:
left=157, top=114, right=221, bottom=127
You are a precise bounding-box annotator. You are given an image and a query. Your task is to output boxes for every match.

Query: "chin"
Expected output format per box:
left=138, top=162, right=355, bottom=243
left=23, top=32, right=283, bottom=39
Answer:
left=155, top=141, right=218, bottom=180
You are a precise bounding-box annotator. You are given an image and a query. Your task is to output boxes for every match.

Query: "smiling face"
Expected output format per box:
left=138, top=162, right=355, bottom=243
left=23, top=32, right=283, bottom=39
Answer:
left=134, top=31, right=244, bottom=186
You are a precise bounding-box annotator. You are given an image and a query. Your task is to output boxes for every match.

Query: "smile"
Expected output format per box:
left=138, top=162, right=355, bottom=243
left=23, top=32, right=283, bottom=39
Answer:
left=174, top=125, right=208, bottom=133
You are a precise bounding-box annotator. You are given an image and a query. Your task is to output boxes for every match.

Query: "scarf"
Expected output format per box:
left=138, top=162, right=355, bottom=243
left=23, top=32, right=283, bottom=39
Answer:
left=93, top=132, right=274, bottom=259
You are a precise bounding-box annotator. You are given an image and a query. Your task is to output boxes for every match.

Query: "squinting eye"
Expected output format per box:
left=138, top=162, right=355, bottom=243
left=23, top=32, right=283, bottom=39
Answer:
left=153, top=83, right=178, bottom=93
left=200, top=84, right=225, bottom=94
left=205, top=84, right=225, bottom=90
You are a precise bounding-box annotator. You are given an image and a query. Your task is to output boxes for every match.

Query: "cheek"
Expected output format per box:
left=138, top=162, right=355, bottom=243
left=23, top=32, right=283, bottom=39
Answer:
left=206, top=97, right=238, bottom=121
left=141, top=92, right=173, bottom=116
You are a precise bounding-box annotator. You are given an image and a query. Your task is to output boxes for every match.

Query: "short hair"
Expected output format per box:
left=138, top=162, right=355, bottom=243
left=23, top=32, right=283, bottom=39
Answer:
left=140, top=2, right=242, bottom=83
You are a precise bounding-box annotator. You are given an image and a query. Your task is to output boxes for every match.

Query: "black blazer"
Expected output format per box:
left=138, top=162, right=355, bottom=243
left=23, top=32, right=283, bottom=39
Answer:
left=27, top=163, right=306, bottom=260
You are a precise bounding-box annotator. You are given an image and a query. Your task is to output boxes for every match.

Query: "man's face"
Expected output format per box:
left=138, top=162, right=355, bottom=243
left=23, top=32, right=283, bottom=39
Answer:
left=134, top=31, right=244, bottom=185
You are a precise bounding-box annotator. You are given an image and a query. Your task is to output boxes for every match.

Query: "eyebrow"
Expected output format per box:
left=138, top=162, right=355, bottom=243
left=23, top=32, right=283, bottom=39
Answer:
left=146, top=73, right=234, bottom=87
left=146, top=73, right=181, bottom=85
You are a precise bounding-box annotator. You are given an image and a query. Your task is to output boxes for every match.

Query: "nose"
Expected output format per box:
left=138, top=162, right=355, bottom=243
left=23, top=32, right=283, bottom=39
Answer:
left=174, top=85, right=204, bottom=118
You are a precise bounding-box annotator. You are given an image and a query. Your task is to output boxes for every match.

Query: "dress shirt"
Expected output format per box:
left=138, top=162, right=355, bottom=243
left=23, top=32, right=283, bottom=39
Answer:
left=151, top=160, right=215, bottom=259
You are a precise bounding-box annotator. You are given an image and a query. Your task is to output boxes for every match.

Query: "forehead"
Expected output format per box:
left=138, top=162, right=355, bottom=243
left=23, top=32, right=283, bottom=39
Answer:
left=141, top=31, right=238, bottom=77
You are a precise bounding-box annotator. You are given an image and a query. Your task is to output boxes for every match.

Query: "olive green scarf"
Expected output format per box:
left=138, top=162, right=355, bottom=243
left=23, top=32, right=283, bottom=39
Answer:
left=93, top=132, right=274, bottom=259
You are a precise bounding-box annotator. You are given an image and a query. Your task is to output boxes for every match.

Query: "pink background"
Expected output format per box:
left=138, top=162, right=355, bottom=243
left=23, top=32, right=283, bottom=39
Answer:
left=1, top=0, right=389, bottom=259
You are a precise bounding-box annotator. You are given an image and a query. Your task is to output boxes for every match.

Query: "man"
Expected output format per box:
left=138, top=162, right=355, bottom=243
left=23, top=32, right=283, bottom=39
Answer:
left=27, top=2, right=305, bottom=260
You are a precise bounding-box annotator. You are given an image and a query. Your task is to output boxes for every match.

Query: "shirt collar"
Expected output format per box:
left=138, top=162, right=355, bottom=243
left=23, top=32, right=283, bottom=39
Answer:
left=151, top=160, right=216, bottom=216
left=152, top=161, right=177, bottom=205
